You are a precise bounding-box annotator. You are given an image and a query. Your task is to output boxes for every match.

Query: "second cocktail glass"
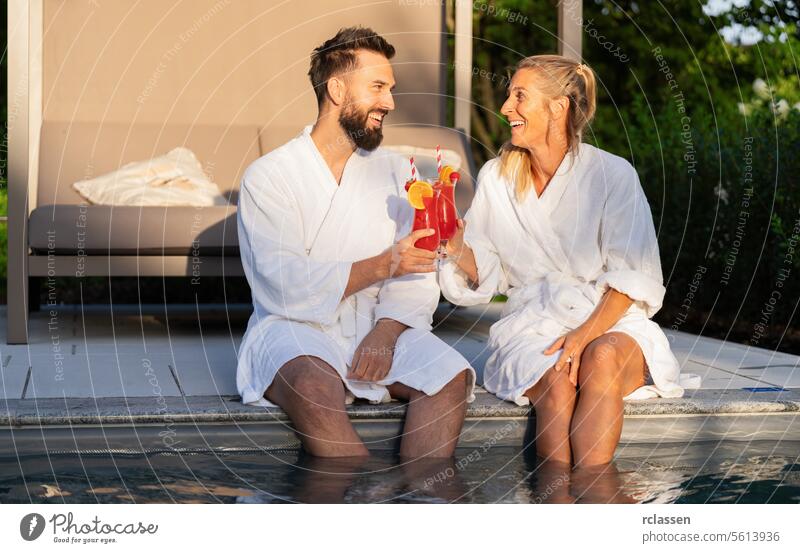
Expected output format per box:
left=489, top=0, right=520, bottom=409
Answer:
left=436, top=172, right=459, bottom=253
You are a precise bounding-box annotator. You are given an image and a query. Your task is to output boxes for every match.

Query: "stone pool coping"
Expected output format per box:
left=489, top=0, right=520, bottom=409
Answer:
left=1, top=388, right=799, bottom=457
left=2, top=388, right=799, bottom=427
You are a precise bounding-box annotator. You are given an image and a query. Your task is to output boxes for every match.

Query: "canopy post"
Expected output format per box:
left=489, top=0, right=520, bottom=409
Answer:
left=558, top=0, right=583, bottom=61
left=453, top=0, right=472, bottom=138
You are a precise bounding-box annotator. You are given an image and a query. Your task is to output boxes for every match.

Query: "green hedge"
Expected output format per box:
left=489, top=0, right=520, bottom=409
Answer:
left=618, top=100, right=800, bottom=344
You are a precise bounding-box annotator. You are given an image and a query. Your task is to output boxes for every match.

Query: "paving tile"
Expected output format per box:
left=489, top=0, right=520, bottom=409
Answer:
left=731, top=362, right=800, bottom=389
left=687, top=361, right=776, bottom=390
left=26, top=352, right=181, bottom=399
left=0, top=353, right=30, bottom=400
left=167, top=346, right=239, bottom=396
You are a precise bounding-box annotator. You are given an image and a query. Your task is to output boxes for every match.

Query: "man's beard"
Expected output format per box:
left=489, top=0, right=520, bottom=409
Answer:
left=338, top=103, right=385, bottom=151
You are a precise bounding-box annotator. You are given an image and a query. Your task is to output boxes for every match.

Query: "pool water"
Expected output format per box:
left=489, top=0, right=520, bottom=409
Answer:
left=1, top=440, right=798, bottom=503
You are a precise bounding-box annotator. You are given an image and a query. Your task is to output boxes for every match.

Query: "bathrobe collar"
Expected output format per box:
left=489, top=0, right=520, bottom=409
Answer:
left=300, top=124, right=366, bottom=192
left=504, top=144, right=589, bottom=274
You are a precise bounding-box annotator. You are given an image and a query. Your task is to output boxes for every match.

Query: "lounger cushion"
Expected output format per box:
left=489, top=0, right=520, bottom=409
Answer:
left=38, top=121, right=260, bottom=206
left=29, top=205, right=238, bottom=255
left=30, top=121, right=259, bottom=254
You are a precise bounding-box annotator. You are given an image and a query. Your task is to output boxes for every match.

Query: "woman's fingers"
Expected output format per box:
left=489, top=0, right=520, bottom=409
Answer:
left=554, top=350, right=571, bottom=373
left=568, top=354, right=581, bottom=386
left=544, top=335, right=565, bottom=356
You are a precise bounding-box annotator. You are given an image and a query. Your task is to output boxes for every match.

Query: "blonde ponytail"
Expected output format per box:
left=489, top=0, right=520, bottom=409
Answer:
left=499, top=55, right=597, bottom=201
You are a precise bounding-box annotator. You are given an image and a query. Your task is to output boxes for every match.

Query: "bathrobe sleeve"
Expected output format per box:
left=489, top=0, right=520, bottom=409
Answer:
left=439, top=161, right=509, bottom=306
left=237, top=162, right=352, bottom=325
left=595, top=162, right=666, bottom=317
left=373, top=183, right=440, bottom=331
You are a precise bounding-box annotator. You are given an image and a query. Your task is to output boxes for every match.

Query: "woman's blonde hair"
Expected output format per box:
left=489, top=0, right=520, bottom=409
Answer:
left=498, top=55, right=597, bottom=201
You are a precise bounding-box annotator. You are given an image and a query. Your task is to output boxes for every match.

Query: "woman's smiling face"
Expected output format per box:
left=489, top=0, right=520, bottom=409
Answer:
left=501, top=68, right=567, bottom=149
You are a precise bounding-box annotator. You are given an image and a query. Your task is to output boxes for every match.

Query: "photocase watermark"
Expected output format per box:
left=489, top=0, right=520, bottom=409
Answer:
left=669, top=265, right=707, bottom=334
left=136, top=0, right=232, bottom=105
left=398, top=0, right=528, bottom=24
left=144, top=358, right=182, bottom=449
left=652, top=46, right=696, bottom=175
left=532, top=471, right=569, bottom=504
left=751, top=210, right=800, bottom=346
left=20, top=513, right=46, bottom=541
left=43, top=230, right=65, bottom=383
left=20, top=510, right=159, bottom=543
left=719, top=136, right=754, bottom=285
left=357, top=343, right=408, bottom=357
left=561, top=0, right=630, bottom=63
left=48, top=512, right=159, bottom=543
left=190, top=210, right=203, bottom=285
left=451, top=58, right=511, bottom=88
left=423, top=419, right=520, bottom=488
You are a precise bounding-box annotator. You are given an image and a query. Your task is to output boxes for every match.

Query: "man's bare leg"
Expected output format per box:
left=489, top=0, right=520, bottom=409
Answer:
left=569, top=332, right=647, bottom=467
left=387, top=369, right=470, bottom=459
left=265, top=356, right=369, bottom=457
left=290, top=454, right=371, bottom=503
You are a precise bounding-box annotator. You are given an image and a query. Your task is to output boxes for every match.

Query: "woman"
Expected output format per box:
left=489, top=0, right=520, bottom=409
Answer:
left=440, top=55, right=699, bottom=468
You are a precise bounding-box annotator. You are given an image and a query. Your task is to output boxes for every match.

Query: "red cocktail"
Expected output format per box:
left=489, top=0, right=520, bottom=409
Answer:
left=436, top=183, right=457, bottom=242
left=413, top=193, right=440, bottom=251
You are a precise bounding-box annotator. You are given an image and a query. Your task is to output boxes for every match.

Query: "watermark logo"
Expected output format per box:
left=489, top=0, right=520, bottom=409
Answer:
left=20, top=513, right=46, bottom=541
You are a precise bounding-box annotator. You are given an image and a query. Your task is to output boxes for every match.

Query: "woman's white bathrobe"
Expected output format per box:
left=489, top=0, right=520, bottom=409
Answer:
left=439, top=144, right=700, bottom=405
left=236, top=125, right=475, bottom=407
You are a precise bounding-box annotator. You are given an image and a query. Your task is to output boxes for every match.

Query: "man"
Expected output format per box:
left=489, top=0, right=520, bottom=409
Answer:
left=236, top=27, right=475, bottom=458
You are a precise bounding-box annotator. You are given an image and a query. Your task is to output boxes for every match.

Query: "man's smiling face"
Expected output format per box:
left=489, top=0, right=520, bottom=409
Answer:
left=337, top=49, right=396, bottom=151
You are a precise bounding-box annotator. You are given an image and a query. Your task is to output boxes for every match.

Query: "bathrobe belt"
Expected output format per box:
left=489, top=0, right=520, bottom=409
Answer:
left=335, top=289, right=379, bottom=346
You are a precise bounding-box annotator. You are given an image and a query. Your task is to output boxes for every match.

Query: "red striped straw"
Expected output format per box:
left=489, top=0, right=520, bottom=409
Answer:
left=409, top=156, right=417, bottom=181
left=436, top=144, right=442, bottom=174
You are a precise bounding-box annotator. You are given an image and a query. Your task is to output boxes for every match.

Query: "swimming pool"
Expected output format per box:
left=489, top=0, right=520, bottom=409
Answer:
left=2, top=440, right=798, bottom=503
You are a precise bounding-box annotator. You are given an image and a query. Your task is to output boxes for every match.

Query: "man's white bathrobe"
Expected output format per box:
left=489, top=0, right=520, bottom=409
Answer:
left=439, top=143, right=700, bottom=405
left=236, top=125, right=475, bottom=407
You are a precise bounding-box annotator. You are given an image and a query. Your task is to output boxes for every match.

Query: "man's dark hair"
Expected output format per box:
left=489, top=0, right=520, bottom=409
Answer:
left=308, top=27, right=395, bottom=108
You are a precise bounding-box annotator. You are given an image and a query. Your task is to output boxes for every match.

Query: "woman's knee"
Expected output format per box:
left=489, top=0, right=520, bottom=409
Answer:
left=578, top=340, right=624, bottom=392
left=527, top=368, right=577, bottom=411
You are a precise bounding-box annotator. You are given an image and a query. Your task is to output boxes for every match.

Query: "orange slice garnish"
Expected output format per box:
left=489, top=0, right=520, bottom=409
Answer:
left=439, top=165, right=454, bottom=185
left=407, top=181, right=434, bottom=209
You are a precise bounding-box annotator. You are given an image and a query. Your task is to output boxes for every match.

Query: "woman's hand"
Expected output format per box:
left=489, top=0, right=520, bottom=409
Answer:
left=445, top=218, right=467, bottom=259
left=543, top=325, right=599, bottom=386
left=388, top=229, right=438, bottom=277
left=443, top=219, right=479, bottom=284
left=544, top=289, right=635, bottom=386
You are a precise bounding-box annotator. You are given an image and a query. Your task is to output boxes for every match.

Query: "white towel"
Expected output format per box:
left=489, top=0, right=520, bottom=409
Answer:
left=72, top=147, right=229, bottom=207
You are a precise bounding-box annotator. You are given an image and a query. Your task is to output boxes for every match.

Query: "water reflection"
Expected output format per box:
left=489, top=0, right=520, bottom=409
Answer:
left=0, top=441, right=797, bottom=504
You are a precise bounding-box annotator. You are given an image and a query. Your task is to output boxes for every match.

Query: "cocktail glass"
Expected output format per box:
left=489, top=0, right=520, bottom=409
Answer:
left=412, top=192, right=440, bottom=251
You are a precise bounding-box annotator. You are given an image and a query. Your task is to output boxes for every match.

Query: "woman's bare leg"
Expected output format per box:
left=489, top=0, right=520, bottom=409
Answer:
left=570, top=332, right=647, bottom=468
left=523, top=366, right=578, bottom=465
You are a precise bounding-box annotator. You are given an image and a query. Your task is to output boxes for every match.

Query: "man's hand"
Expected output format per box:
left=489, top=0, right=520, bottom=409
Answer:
left=347, top=319, right=408, bottom=382
left=342, top=229, right=437, bottom=300
left=389, top=229, right=438, bottom=278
